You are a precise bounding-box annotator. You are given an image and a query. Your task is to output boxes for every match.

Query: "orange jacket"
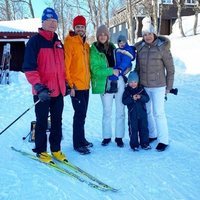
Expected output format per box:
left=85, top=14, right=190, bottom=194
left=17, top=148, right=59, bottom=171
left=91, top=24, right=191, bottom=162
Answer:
left=64, top=31, right=90, bottom=90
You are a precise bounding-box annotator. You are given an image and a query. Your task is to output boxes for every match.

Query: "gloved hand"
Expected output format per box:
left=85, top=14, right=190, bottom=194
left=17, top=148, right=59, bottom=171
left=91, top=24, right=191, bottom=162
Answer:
left=34, top=83, right=50, bottom=102
left=65, top=82, right=71, bottom=96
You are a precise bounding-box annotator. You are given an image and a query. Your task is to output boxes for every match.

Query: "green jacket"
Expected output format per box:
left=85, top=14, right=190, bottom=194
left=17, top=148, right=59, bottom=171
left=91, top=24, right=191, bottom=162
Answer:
left=90, top=42, right=115, bottom=94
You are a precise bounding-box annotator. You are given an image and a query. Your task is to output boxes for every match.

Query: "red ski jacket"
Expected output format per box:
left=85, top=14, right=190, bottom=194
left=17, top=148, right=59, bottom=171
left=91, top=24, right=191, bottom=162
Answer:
left=23, top=28, right=66, bottom=97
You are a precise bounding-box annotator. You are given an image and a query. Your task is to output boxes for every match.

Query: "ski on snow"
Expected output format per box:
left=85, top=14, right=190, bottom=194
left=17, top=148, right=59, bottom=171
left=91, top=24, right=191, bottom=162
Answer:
left=54, top=158, right=118, bottom=192
left=11, top=147, right=118, bottom=192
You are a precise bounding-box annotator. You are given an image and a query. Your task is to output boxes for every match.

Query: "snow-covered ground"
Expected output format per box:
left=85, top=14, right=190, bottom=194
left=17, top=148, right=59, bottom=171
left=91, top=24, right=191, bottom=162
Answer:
left=0, top=16, right=200, bottom=200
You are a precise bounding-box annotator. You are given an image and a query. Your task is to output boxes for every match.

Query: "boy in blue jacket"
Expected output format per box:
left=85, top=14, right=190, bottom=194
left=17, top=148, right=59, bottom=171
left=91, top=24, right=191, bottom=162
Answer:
left=106, top=35, right=135, bottom=93
left=122, top=71, right=151, bottom=151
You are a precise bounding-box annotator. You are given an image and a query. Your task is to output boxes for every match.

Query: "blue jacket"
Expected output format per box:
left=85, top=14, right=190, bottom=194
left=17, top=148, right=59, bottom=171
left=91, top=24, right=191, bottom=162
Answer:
left=122, top=85, right=149, bottom=119
left=114, top=43, right=136, bottom=74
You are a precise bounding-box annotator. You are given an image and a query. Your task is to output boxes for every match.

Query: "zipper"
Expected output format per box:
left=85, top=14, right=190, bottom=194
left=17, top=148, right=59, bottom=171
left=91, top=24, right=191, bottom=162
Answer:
left=146, top=45, right=150, bottom=85
left=83, top=43, right=89, bottom=89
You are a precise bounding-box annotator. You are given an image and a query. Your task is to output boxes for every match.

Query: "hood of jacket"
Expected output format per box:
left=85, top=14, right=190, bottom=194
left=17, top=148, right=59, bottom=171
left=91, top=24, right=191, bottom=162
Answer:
left=135, top=36, right=171, bottom=52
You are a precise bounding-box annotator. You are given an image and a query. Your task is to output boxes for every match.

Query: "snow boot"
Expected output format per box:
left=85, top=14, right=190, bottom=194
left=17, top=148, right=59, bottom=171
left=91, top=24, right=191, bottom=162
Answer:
left=101, top=138, right=111, bottom=146
left=115, top=138, right=124, bottom=147
left=74, top=146, right=91, bottom=155
left=131, top=147, right=139, bottom=151
left=141, top=144, right=151, bottom=150
left=52, top=151, right=67, bottom=162
left=84, top=140, right=93, bottom=148
left=156, top=143, right=168, bottom=152
left=37, top=152, right=53, bottom=164
left=149, top=137, right=157, bottom=143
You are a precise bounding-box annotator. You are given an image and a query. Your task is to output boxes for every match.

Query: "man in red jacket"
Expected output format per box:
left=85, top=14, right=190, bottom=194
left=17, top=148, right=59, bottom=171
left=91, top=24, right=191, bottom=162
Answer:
left=23, top=8, right=67, bottom=163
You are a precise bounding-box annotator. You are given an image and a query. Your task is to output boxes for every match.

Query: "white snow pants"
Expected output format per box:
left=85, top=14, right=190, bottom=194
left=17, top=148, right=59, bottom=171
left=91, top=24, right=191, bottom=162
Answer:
left=145, top=86, right=169, bottom=145
left=100, top=76, right=125, bottom=139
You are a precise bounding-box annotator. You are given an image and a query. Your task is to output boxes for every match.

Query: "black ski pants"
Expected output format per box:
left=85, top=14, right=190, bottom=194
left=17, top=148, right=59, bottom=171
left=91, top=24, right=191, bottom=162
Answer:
left=71, top=90, right=89, bottom=149
left=33, top=94, right=64, bottom=154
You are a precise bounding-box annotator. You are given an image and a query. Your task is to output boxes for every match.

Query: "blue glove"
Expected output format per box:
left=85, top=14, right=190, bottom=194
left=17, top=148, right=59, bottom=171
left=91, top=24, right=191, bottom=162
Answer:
left=34, top=83, right=50, bottom=102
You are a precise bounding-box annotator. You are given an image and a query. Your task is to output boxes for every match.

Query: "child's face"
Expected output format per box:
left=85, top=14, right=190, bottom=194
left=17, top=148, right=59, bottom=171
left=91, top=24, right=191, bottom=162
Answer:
left=128, top=81, right=138, bottom=88
left=118, top=41, right=126, bottom=48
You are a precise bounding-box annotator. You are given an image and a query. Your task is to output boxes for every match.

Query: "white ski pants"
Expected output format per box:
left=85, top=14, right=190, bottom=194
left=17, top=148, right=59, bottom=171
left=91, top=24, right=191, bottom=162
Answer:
left=145, top=86, right=169, bottom=145
left=100, top=76, right=125, bottom=139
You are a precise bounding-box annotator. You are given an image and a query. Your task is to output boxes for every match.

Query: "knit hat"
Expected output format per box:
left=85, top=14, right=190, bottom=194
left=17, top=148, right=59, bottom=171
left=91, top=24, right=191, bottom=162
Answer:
left=117, top=35, right=127, bottom=43
left=73, top=15, right=86, bottom=28
left=96, top=25, right=109, bottom=40
left=42, top=7, right=58, bottom=22
left=128, top=71, right=139, bottom=83
left=141, top=16, right=155, bottom=36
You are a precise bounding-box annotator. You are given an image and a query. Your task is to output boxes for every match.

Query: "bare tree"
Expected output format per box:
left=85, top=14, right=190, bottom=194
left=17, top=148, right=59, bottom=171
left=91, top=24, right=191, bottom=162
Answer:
left=0, top=0, right=35, bottom=20
left=174, top=0, right=185, bottom=37
left=87, top=0, right=99, bottom=31
left=152, top=0, right=158, bottom=34
left=0, top=0, right=12, bottom=20
left=126, top=0, right=134, bottom=44
left=87, top=0, right=114, bottom=32
left=132, top=5, right=139, bottom=43
left=104, top=0, right=111, bottom=27
left=193, top=0, right=200, bottom=35
left=53, top=0, right=66, bottom=41
left=16, top=0, right=34, bottom=18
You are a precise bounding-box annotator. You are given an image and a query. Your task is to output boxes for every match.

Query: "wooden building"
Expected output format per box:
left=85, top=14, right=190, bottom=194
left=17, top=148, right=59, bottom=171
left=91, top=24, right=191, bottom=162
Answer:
left=0, top=18, right=41, bottom=71
left=109, top=0, right=196, bottom=43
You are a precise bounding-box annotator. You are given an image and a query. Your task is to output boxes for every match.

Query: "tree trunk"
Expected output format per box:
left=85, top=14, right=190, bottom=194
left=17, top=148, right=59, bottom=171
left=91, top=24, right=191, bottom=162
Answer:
left=126, top=0, right=134, bottom=44
left=5, top=0, right=11, bottom=20
left=133, top=7, right=138, bottom=43
left=176, top=0, right=185, bottom=37
left=193, top=12, right=198, bottom=35
left=105, top=0, right=110, bottom=28
left=158, top=3, right=163, bottom=35
left=193, top=1, right=200, bottom=35
left=152, top=0, right=158, bottom=34
left=28, top=0, right=34, bottom=18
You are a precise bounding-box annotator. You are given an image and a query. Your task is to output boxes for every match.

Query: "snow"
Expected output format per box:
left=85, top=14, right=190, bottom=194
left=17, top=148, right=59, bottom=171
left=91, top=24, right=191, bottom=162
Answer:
left=0, top=18, right=41, bottom=33
left=0, top=15, right=200, bottom=200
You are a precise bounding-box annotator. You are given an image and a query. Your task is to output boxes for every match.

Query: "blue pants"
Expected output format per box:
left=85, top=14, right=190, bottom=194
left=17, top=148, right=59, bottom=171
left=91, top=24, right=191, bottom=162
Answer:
left=128, top=112, right=149, bottom=148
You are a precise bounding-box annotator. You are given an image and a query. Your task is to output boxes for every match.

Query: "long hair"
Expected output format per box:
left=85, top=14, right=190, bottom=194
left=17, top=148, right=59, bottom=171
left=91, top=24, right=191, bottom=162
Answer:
left=95, top=40, right=113, bottom=56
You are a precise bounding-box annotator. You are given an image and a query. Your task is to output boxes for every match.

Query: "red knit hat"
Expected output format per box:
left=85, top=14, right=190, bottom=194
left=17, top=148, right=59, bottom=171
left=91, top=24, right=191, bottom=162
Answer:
left=73, top=15, right=86, bottom=28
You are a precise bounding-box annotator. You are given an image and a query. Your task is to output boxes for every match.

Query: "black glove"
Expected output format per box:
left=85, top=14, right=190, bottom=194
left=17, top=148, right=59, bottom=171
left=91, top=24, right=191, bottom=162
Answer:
left=65, top=82, right=71, bottom=96
left=34, top=83, right=50, bottom=102
left=170, top=88, right=178, bottom=95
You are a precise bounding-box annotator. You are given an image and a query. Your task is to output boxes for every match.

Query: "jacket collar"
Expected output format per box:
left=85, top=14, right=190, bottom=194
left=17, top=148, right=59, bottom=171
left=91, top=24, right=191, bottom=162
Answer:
left=69, top=30, right=86, bottom=43
left=38, top=28, right=56, bottom=41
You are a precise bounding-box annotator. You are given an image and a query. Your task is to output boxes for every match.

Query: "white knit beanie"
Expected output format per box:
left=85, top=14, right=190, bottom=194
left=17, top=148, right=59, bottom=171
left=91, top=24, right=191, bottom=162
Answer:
left=141, top=17, right=156, bottom=36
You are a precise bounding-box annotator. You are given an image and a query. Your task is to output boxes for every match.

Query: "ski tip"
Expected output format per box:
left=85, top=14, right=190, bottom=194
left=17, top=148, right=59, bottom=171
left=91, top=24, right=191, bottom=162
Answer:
left=49, top=160, right=56, bottom=165
left=108, top=188, right=119, bottom=192
left=112, top=188, right=119, bottom=192
left=101, top=185, right=119, bottom=192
